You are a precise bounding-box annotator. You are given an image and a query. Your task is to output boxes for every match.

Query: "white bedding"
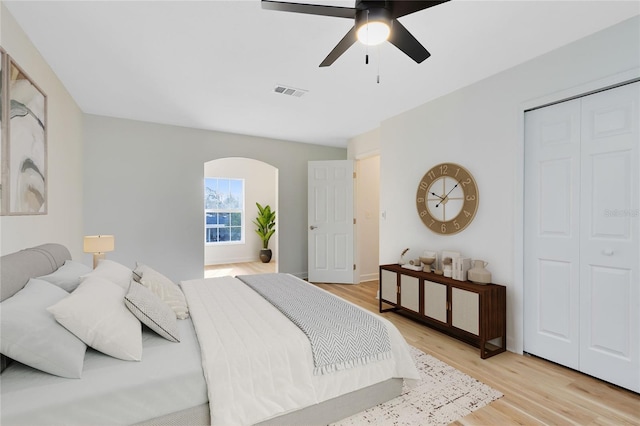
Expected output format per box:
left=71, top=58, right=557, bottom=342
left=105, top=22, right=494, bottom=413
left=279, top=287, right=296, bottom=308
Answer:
left=0, top=319, right=208, bottom=425
left=181, top=275, right=419, bottom=426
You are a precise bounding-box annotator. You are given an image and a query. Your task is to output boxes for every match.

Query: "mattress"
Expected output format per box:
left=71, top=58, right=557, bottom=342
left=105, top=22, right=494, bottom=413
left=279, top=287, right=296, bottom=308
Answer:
left=0, top=318, right=208, bottom=426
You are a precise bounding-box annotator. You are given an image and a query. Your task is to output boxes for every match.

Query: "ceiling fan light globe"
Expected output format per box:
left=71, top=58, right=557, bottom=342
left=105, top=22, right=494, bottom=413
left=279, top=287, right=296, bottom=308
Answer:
left=356, top=21, right=390, bottom=46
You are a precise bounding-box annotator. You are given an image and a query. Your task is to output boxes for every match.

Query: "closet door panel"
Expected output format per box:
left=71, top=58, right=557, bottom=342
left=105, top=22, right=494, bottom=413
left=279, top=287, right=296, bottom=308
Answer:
left=580, top=82, right=639, bottom=392
left=589, top=152, right=632, bottom=240
left=537, top=259, right=572, bottom=341
left=524, top=99, right=581, bottom=369
left=586, top=266, right=631, bottom=357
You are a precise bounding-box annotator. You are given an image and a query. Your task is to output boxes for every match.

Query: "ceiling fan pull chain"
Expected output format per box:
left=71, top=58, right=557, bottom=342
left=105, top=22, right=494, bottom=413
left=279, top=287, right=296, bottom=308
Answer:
left=365, top=10, right=370, bottom=65
left=377, top=45, right=381, bottom=84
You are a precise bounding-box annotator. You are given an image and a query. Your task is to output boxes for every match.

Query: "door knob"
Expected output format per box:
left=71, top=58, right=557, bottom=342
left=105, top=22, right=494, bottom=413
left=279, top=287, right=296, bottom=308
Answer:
left=309, top=225, right=318, bottom=230
left=603, top=248, right=614, bottom=256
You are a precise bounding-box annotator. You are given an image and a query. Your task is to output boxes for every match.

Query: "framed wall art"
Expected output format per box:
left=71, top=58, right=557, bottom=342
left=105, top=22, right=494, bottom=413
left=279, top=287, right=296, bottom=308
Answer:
left=0, top=50, right=47, bottom=215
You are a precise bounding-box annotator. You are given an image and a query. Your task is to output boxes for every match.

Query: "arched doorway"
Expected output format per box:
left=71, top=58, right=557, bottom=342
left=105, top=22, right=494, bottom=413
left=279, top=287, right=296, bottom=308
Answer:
left=203, top=157, right=278, bottom=276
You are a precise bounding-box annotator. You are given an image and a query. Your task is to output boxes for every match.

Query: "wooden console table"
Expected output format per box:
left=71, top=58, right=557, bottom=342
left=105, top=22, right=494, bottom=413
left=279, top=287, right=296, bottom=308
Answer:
left=379, top=264, right=506, bottom=359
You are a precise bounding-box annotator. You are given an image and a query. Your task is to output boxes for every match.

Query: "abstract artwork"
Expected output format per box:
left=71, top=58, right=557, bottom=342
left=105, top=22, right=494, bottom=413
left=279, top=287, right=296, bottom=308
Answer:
left=0, top=51, right=47, bottom=215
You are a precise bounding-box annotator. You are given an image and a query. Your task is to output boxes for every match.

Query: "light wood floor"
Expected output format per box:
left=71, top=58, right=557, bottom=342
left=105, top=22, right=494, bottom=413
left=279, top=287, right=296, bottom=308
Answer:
left=206, top=262, right=640, bottom=425
left=205, top=261, right=276, bottom=277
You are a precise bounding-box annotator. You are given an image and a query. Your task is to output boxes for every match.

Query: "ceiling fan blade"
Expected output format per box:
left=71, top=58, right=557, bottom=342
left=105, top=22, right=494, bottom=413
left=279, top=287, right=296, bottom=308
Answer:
left=388, top=20, right=430, bottom=63
left=319, top=26, right=357, bottom=67
left=390, top=0, right=449, bottom=19
left=261, top=0, right=356, bottom=19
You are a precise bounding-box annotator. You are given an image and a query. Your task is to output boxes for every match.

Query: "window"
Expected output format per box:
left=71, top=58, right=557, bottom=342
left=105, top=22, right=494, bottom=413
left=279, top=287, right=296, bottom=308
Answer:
left=205, top=178, right=244, bottom=244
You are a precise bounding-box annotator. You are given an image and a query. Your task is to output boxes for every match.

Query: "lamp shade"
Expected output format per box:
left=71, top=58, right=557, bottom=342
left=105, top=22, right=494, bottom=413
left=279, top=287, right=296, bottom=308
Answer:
left=83, top=235, right=115, bottom=254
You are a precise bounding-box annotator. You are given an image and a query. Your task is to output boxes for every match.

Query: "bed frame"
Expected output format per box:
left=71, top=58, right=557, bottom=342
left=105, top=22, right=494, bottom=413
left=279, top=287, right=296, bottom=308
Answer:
left=1, top=244, right=402, bottom=426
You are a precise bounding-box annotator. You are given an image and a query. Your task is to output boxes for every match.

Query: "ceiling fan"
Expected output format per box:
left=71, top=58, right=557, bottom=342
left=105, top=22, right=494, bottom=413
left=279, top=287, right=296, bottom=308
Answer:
left=261, top=0, right=450, bottom=67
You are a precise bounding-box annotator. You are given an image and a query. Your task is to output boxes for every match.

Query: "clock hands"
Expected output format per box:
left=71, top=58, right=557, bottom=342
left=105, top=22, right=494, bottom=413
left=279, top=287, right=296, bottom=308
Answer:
left=435, top=184, right=458, bottom=208
left=430, top=192, right=445, bottom=201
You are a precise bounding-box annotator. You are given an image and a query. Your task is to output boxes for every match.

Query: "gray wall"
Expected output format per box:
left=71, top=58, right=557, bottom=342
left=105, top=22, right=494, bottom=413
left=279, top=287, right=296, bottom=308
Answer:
left=83, top=115, right=346, bottom=281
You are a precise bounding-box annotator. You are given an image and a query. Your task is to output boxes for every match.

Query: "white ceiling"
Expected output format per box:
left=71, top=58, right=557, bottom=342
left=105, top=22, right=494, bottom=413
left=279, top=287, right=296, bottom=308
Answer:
left=4, top=1, right=639, bottom=148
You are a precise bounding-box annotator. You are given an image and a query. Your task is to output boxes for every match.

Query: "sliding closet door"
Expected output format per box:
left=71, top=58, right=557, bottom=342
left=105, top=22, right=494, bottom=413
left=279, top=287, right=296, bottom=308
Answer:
left=579, top=82, right=639, bottom=391
left=524, top=99, right=581, bottom=369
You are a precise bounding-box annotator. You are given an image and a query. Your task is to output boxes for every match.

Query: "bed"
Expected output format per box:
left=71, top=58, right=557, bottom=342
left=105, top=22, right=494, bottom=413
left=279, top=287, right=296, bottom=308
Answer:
left=0, top=244, right=419, bottom=425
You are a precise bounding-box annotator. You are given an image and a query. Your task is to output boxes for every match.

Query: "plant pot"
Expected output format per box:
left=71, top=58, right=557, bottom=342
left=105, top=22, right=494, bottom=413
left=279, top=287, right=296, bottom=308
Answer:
left=259, top=249, right=272, bottom=263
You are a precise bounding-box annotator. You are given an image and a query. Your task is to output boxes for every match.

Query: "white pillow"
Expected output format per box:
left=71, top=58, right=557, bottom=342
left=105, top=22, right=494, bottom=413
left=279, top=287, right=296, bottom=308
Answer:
left=38, top=260, right=92, bottom=292
left=125, top=281, right=180, bottom=342
left=82, top=259, right=132, bottom=290
left=136, top=263, right=189, bottom=320
left=0, top=279, right=87, bottom=378
left=47, top=276, right=142, bottom=361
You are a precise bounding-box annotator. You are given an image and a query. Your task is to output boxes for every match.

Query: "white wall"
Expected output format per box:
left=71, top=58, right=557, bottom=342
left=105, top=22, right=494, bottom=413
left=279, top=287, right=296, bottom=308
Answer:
left=83, top=114, right=346, bottom=282
left=348, top=127, right=380, bottom=160
left=377, top=16, right=640, bottom=354
left=0, top=3, right=84, bottom=259
left=204, top=157, right=277, bottom=265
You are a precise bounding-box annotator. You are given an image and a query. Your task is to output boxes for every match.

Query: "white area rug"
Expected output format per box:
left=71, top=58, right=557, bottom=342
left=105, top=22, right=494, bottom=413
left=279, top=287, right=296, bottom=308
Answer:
left=333, top=346, right=503, bottom=426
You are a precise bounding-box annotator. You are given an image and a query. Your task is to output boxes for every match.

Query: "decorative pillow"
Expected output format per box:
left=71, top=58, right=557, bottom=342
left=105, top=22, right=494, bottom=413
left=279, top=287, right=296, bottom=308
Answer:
left=82, top=259, right=132, bottom=290
left=125, top=281, right=180, bottom=342
left=38, top=260, right=93, bottom=292
left=135, top=263, right=189, bottom=320
left=47, top=276, right=142, bottom=361
left=0, top=279, right=87, bottom=378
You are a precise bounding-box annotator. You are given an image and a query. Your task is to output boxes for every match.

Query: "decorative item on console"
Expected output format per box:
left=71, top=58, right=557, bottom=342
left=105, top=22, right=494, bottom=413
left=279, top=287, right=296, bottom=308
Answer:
left=468, top=260, right=492, bottom=284
left=399, top=249, right=423, bottom=271
left=404, top=259, right=423, bottom=272
left=398, top=248, right=410, bottom=265
left=402, top=249, right=487, bottom=283
left=419, top=250, right=437, bottom=273
left=442, top=257, right=453, bottom=278
left=440, top=251, right=459, bottom=271
left=452, top=257, right=472, bottom=281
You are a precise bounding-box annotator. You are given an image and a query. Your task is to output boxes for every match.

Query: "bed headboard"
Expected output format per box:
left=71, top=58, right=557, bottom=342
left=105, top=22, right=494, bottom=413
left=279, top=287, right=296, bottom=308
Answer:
left=0, top=243, right=71, bottom=302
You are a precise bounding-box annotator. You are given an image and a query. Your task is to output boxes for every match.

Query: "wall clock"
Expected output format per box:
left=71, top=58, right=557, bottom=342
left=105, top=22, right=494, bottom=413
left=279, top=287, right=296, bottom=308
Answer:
left=416, top=162, right=479, bottom=235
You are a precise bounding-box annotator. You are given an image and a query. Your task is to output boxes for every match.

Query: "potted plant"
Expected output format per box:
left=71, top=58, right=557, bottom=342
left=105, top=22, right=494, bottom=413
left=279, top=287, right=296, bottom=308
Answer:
left=253, top=202, right=276, bottom=263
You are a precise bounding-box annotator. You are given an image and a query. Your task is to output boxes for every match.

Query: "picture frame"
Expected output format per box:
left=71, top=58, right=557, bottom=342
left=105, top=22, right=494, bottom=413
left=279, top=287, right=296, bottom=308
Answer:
left=0, top=51, right=47, bottom=215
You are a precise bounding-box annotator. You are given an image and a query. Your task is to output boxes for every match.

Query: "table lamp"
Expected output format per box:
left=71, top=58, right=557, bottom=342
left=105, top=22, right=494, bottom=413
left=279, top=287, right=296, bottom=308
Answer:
left=83, top=235, right=115, bottom=268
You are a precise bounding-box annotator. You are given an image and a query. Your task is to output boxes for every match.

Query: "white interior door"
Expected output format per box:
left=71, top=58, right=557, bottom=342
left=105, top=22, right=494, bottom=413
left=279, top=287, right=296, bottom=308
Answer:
left=578, top=83, right=639, bottom=391
left=308, top=160, right=356, bottom=284
left=524, top=99, right=582, bottom=369
left=524, top=81, right=639, bottom=392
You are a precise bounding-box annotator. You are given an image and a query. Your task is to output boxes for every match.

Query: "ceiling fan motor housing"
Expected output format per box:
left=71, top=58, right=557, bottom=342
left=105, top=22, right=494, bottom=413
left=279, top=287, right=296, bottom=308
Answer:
left=355, top=1, right=392, bottom=29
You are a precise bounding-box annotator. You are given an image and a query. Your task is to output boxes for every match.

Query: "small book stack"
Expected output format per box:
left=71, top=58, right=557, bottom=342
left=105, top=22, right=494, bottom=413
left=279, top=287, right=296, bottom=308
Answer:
left=452, top=257, right=472, bottom=281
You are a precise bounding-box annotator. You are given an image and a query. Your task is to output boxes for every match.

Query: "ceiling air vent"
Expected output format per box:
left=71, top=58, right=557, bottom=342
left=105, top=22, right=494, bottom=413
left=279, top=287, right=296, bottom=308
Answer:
left=273, top=84, right=308, bottom=98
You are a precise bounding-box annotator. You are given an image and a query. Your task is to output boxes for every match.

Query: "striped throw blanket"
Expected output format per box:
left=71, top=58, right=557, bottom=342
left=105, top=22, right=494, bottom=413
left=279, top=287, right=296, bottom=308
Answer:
left=237, top=273, right=391, bottom=375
